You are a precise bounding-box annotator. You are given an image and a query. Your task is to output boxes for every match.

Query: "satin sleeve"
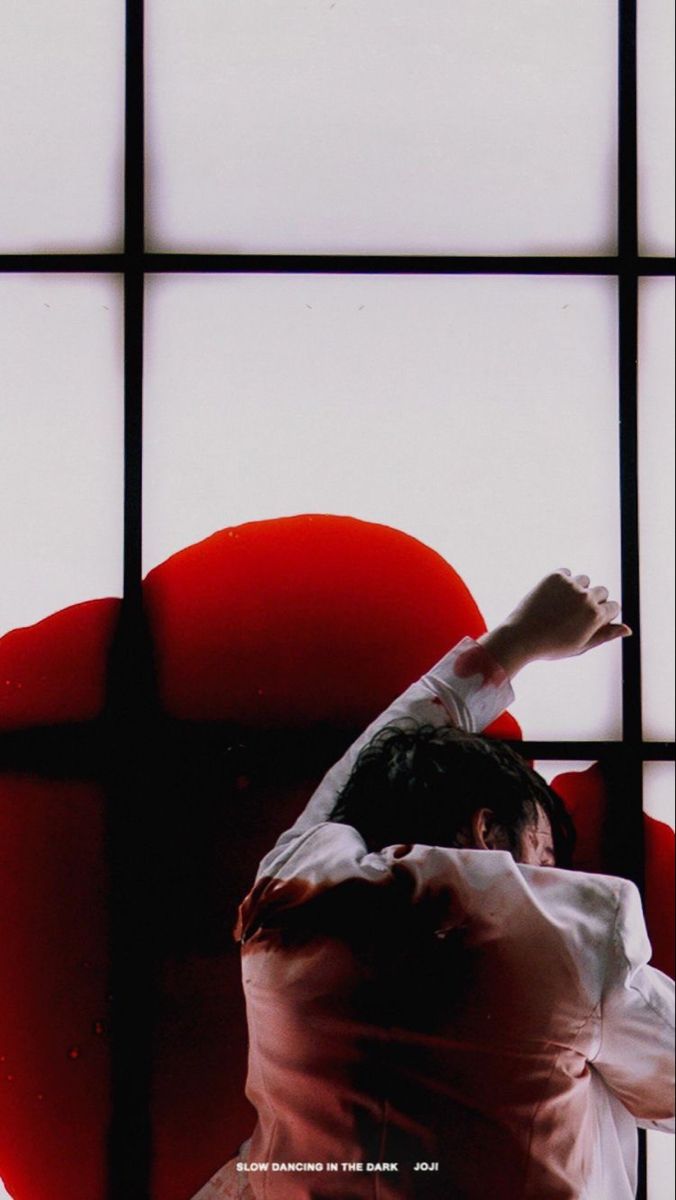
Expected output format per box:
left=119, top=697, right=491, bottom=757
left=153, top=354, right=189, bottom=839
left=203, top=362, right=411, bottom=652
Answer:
left=590, top=879, right=675, bottom=1131
left=257, top=637, right=514, bottom=879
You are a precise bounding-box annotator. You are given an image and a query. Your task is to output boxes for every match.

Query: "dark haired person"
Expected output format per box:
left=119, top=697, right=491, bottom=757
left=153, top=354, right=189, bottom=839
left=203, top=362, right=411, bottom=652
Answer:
left=196, top=571, right=674, bottom=1200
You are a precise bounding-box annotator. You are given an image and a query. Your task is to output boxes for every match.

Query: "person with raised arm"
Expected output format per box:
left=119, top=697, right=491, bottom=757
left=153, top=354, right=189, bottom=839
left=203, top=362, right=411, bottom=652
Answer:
left=195, top=571, right=673, bottom=1200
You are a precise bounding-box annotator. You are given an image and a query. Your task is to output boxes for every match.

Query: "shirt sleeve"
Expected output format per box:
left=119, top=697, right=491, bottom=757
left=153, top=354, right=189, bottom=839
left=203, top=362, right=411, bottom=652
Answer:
left=590, top=879, right=675, bottom=1131
left=256, top=637, right=514, bottom=877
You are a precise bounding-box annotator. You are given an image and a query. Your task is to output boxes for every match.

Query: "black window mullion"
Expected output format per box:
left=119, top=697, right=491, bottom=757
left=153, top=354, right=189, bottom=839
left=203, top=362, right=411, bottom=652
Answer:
left=1, top=1, right=672, bottom=1196
left=618, top=1, right=648, bottom=1195
left=1, top=252, right=673, bottom=275
left=106, top=0, right=152, bottom=1196
left=618, top=0, right=642, bottom=747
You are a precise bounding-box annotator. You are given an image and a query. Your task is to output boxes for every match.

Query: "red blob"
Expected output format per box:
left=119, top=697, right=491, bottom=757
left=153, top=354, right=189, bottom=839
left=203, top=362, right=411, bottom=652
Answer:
left=550, top=764, right=609, bottom=875
left=2, top=515, right=673, bottom=1200
left=0, top=513, right=576, bottom=1200
left=644, top=815, right=675, bottom=980
left=551, top=765, right=675, bottom=980
left=0, top=517, right=519, bottom=744
left=0, top=599, right=119, bottom=731
left=144, top=515, right=512, bottom=731
left=0, top=778, right=110, bottom=1200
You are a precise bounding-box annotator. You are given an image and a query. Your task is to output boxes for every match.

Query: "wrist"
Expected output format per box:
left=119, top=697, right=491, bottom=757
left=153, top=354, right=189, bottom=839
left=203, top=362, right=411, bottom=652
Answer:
left=478, top=624, right=534, bottom=680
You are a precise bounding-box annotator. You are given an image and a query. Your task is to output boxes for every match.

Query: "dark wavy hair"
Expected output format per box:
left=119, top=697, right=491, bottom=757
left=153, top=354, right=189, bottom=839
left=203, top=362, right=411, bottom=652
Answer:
left=330, top=723, right=575, bottom=868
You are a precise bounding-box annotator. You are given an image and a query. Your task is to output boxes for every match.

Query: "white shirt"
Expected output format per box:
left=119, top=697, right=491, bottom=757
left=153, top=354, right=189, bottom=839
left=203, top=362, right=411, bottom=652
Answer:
left=197, top=639, right=675, bottom=1200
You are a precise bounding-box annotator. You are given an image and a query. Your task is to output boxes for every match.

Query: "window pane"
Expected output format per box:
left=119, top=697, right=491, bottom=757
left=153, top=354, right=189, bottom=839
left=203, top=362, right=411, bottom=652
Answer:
left=0, top=0, right=124, bottom=252
left=147, top=0, right=617, bottom=255
left=648, top=1131, right=676, bottom=1200
left=0, top=778, right=110, bottom=1200
left=145, top=274, right=621, bottom=740
left=638, top=0, right=676, bottom=255
left=0, top=276, right=123, bottom=642
left=644, top=761, right=675, bottom=1200
left=639, top=279, right=675, bottom=742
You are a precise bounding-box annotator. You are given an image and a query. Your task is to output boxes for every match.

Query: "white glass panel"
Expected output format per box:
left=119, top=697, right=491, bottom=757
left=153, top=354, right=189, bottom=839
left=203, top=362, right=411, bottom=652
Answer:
left=0, top=276, right=123, bottom=637
left=638, top=0, right=676, bottom=255
left=0, top=0, right=124, bottom=252
left=145, top=274, right=621, bottom=739
left=644, top=761, right=675, bottom=1200
left=147, top=0, right=617, bottom=255
left=648, top=1131, right=676, bottom=1200
left=639, top=279, right=675, bottom=742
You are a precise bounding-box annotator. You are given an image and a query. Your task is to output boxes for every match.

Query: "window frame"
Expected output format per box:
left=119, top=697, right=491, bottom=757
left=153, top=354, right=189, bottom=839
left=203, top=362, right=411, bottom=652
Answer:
left=0, top=2, right=674, bottom=1197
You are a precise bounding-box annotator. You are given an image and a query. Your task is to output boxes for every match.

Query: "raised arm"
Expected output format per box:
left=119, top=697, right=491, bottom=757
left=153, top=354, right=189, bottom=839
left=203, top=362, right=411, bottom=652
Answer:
left=478, top=568, right=630, bottom=678
left=258, top=570, right=629, bottom=874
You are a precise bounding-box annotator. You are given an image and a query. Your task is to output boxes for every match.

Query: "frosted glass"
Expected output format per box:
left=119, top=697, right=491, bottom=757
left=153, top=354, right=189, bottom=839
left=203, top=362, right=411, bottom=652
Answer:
left=0, top=0, right=124, bottom=252
left=0, top=276, right=124, bottom=637
left=145, top=274, right=622, bottom=740
left=648, top=1131, right=676, bottom=1200
left=639, top=280, right=675, bottom=742
left=638, top=0, right=676, bottom=255
left=147, top=0, right=617, bottom=254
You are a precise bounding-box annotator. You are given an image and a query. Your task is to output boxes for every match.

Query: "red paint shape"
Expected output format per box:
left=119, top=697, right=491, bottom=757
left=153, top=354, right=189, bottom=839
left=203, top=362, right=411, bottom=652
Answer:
left=0, top=517, right=521, bottom=742
left=0, top=777, right=110, bottom=1200
left=0, top=599, right=119, bottom=731
left=644, top=815, right=675, bottom=980
left=1, top=514, right=529, bottom=1199
left=484, top=711, right=522, bottom=741
left=143, top=515, right=500, bottom=730
left=551, top=764, right=608, bottom=875
left=551, top=766, right=675, bottom=979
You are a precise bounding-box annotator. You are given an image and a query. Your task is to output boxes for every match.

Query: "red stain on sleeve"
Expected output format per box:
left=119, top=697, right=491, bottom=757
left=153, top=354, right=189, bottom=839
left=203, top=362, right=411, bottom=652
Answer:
left=453, top=645, right=506, bottom=689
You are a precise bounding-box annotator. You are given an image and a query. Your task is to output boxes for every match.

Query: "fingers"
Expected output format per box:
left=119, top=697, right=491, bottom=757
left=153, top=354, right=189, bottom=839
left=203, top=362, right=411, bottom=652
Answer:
left=584, top=623, right=633, bottom=652
left=597, top=598, right=621, bottom=624
left=552, top=568, right=629, bottom=649
left=561, top=572, right=621, bottom=623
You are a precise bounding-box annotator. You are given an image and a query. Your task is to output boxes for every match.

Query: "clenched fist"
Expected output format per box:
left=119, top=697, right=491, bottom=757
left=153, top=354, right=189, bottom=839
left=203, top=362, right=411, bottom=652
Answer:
left=479, top=570, right=631, bottom=679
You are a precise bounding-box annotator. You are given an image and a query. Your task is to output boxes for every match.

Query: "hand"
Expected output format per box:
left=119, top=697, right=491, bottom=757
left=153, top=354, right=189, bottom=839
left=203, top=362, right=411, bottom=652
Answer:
left=479, top=570, right=632, bottom=678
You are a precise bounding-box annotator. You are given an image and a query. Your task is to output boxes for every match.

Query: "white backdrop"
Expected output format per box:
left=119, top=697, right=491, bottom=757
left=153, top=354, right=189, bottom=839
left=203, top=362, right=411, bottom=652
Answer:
left=144, top=271, right=623, bottom=741
left=147, top=0, right=618, bottom=255
left=0, top=0, right=124, bottom=252
left=0, top=276, right=124, bottom=637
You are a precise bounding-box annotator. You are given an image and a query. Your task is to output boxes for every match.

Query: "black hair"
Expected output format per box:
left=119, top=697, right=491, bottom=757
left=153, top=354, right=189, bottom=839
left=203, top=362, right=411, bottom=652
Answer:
left=329, top=723, right=576, bottom=868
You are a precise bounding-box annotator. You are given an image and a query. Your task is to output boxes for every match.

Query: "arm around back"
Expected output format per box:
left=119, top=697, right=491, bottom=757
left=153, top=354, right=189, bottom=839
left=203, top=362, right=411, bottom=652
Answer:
left=591, top=878, right=675, bottom=1132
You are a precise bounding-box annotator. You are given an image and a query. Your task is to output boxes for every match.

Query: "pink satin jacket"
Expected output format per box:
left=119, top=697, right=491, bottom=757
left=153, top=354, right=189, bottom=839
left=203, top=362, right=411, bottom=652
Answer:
left=196, top=639, right=675, bottom=1200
